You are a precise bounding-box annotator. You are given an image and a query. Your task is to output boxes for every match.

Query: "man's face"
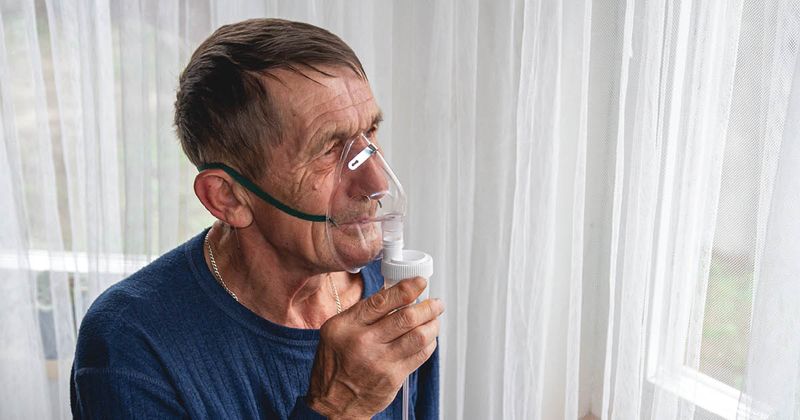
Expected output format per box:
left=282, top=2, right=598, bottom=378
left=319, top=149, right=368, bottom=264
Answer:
left=251, top=66, right=384, bottom=272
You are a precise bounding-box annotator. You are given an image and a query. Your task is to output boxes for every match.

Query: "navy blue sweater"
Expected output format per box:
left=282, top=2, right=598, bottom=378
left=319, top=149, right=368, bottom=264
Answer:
left=70, top=229, right=439, bottom=419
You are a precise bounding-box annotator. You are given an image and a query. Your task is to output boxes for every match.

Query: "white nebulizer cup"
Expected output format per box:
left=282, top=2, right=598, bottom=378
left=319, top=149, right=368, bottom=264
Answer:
left=325, top=132, right=433, bottom=420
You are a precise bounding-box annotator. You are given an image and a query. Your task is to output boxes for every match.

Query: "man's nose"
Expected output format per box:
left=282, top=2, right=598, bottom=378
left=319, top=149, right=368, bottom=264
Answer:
left=348, top=156, right=389, bottom=200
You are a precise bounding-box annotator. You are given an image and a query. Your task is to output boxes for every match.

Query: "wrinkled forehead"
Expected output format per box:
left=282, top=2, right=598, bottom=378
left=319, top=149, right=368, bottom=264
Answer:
left=265, top=67, right=379, bottom=149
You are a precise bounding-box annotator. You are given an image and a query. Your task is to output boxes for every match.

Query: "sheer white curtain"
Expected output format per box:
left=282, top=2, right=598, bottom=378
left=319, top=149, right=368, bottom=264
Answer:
left=1, top=0, right=799, bottom=419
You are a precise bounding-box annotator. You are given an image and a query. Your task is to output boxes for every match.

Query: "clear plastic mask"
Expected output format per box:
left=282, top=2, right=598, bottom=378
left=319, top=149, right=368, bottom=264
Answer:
left=326, top=132, right=406, bottom=273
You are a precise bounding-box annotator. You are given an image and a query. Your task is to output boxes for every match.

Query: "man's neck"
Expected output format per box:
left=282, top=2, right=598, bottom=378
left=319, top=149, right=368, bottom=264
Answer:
left=203, top=222, right=361, bottom=329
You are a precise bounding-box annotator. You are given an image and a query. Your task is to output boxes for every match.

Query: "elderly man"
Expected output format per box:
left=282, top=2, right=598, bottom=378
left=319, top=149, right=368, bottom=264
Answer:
left=70, top=18, right=443, bottom=419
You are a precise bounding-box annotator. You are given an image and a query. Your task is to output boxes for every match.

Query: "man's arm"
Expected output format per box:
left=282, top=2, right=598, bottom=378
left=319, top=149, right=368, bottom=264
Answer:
left=71, top=367, right=187, bottom=419
left=71, top=297, right=187, bottom=419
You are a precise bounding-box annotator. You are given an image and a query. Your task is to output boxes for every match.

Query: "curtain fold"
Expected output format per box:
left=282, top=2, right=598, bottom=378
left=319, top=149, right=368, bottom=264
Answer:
left=737, top=2, right=800, bottom=418
left=1, top=1, right=799, bottom=419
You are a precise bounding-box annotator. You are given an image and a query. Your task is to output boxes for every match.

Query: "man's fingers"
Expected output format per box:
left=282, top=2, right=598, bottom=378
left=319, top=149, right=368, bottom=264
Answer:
left=389, top=317, right=440, bottom=362
left=373, top=298, right=444, bottom=343
left=398, top=331, right=439, bottom=373
left=355, top=277, right=427, bottom=325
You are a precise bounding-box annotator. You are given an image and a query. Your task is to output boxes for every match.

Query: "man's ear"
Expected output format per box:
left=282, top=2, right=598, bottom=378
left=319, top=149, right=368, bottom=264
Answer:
left=194, top=170, right=254, bottom=228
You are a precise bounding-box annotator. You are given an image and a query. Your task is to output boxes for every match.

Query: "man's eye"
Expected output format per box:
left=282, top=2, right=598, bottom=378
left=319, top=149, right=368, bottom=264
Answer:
left=324, top=143, right=340, bottom=155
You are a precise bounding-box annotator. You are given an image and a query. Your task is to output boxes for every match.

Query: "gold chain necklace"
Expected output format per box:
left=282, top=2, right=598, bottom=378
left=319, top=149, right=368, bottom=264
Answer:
left=204, top=227, right=342, bottom=314
left=329, top=276, right=342, bottom=314
left=205, top=229, right=238, bottom=302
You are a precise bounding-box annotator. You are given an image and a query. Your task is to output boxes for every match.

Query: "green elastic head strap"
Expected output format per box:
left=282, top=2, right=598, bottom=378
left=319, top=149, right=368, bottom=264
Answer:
left=197, top=162, right=329, bottom=223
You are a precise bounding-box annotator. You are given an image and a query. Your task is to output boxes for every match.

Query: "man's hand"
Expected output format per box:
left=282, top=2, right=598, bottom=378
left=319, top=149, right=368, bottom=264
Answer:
left=306, top=276, right=444, bottom=419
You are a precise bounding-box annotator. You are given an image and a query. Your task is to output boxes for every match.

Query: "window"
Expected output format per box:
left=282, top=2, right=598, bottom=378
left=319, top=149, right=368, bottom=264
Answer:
left=645, top=2, right=784, bottom=418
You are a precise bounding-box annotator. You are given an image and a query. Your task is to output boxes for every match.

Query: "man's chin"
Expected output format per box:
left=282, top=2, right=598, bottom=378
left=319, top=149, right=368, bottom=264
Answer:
left=331, top=247, right=381, bottom=271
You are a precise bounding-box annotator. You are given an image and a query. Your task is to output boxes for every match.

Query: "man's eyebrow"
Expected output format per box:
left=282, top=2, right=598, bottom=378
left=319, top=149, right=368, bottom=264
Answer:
left=371, top=110, right=384, bottom=128
left=316, top=110, right=384, bottom=144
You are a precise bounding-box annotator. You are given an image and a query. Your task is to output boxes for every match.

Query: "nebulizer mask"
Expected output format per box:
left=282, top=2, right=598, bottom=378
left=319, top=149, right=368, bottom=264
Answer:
left=321, top=132, right=399, bottom=271
left=324, top=131, right=431, bottom=276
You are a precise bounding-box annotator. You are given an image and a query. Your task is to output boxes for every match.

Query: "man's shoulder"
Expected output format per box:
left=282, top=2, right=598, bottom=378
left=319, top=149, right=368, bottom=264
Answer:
left=86, top=237, right=197, bottom=319
left=75, top=234, right=206, bottom=367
